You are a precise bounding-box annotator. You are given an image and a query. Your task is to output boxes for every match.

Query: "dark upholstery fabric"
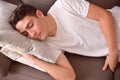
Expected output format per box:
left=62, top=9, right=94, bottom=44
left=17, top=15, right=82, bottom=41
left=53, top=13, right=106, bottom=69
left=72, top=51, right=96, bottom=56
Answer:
left=87, top=0, right=119, bottom=9
left=21, top=0, right=56, bottom=15
left=4, top=0, right=22, bottom=5
left=118, top=1, right=120, bottom=6
left=65, top=53, right=113, bottom=80
left=114, top=63, right=120, bottom=80
left=2, top=61, right=54, bottom=80
left=0, top=53, right=12, bottom=77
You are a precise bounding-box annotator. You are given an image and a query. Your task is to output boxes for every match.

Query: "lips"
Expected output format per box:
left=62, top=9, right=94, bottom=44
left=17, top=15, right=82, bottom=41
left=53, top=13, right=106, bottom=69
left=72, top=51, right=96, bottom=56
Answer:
left=37, top=32, right=41, bottom=39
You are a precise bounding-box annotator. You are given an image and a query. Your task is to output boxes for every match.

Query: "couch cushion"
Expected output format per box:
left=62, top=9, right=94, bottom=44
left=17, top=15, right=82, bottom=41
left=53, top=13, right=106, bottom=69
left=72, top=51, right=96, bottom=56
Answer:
left=0, top=52, right=12, bottom=77
left=9, top=61, right=54, bottom=80
left=65, top=53, right=113, bottom=80
left=114, top=63, right=120, bottom=80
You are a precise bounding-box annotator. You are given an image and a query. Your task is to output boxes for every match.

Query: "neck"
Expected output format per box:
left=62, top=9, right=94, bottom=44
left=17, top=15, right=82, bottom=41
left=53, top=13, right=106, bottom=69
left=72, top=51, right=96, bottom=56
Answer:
left=44, top=14, right=57, bottom=37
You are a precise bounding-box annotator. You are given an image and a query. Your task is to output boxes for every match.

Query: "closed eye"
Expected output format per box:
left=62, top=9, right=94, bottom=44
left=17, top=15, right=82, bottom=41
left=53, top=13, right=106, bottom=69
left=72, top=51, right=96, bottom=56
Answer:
left=27, top=22, right=33, bottom=29
left=22, top=31, right=28, bottom=37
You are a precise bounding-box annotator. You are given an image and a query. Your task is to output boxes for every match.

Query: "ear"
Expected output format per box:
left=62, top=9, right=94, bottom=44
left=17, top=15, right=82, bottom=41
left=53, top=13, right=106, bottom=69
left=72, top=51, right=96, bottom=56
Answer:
left=36, top=10, right=44, bottom=18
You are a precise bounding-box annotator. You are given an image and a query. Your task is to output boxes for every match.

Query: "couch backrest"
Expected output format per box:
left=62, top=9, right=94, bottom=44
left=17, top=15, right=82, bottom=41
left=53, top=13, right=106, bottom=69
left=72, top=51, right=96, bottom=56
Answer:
left=4, top=0, right=120, bottom=14
left=21, top=0, right=56, bottom=15
left=87, top=0, right=120, bottom=9
left=4, top=0, right=22, bottom=5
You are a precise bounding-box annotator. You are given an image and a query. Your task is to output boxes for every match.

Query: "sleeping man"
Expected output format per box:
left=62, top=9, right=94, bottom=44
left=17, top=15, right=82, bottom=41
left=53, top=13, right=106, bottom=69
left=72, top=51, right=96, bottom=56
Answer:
left=9, top=0, right=120, bottom=80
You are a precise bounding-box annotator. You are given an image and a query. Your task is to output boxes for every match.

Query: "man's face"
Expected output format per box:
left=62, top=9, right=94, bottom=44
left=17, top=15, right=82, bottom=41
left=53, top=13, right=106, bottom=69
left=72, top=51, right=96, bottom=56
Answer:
left=16, top=15, right=49, bottom=41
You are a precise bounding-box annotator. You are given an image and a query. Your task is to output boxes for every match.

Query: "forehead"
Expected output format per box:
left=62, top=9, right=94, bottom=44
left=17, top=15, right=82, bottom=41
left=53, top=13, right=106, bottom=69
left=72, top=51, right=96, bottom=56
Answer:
left=16, top=16, right=31, bottom=33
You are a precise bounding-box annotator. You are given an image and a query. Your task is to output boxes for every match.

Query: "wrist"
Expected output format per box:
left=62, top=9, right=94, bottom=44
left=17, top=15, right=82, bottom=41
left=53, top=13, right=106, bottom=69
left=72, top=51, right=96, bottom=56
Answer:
left=109, top=48, right=118, bottom=54
left=109, top=51, right=118, bottom=56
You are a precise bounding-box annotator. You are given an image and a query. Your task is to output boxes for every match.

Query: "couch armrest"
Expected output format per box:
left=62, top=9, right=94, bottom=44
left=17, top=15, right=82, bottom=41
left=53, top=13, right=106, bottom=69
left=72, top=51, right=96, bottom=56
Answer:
left=0, top=52, right=12, bottom=77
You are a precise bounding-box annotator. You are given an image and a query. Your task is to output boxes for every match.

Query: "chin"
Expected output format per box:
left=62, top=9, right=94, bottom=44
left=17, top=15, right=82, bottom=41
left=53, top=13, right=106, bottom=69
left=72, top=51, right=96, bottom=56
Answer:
left=40, top=36, right=47, bottom=41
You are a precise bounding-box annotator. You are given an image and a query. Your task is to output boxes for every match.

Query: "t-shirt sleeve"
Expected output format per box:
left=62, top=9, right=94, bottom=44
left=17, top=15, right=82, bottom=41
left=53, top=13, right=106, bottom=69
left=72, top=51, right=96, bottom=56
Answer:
left=27, top=40, right=62, bottom=64
left=45, top=47, right=62, bottom=63
left=61, top=0, right=90, bottom=17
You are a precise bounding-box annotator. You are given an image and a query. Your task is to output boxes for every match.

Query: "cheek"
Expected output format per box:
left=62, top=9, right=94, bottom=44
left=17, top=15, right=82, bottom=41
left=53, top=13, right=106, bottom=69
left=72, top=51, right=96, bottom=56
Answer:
left=33, top=24, right=41, bottom=32
left=36, top=23, right=43, bottom=30
left=34, top=21, right=44, bottom=32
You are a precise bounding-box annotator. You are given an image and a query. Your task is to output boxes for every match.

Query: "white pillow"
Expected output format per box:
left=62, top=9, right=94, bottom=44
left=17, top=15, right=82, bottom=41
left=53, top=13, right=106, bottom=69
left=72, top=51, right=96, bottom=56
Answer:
left=0, top=0, right=15, bottom=30
left=0, top=1, right=60, bottom=72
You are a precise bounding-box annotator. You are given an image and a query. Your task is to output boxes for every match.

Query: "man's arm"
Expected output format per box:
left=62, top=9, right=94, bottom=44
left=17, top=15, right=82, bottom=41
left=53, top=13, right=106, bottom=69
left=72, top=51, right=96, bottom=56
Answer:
left=24, top=53, right=76, bottom=80
left=87, top=3, right=118, bottom=72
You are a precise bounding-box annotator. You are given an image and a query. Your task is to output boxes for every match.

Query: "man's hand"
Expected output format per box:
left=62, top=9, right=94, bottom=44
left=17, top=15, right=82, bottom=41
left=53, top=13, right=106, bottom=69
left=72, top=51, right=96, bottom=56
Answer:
left=102, top=53, right=118, bottom=72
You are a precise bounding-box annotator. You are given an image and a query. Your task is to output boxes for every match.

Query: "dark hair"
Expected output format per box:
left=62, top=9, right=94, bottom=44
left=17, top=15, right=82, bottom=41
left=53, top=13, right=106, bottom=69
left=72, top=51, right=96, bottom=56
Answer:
left=9, top=4, right=37, bottom=29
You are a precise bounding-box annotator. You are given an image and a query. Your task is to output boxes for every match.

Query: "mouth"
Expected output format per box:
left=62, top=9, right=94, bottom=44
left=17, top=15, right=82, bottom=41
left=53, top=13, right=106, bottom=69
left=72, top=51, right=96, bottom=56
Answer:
left=37, top=32, right=41, bottom=40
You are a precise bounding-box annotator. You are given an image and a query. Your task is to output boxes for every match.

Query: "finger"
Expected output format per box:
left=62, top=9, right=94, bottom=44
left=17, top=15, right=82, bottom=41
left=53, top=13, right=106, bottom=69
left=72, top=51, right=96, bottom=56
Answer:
left=109, top=65, right=115, bottom=72
left=102, top=62, right=108, bottom=71
left=110, top=67, right=115, bottom=72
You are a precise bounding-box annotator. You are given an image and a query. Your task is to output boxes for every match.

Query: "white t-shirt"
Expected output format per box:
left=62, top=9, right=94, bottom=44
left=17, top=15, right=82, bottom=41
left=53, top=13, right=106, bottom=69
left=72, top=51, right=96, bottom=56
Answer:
left=47, top=0, right=120, bottom=57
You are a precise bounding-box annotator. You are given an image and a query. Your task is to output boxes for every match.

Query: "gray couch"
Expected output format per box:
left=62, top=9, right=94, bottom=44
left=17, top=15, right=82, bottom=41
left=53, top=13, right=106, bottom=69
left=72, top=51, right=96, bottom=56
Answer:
left=0, top=0, right=120, bottom=80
